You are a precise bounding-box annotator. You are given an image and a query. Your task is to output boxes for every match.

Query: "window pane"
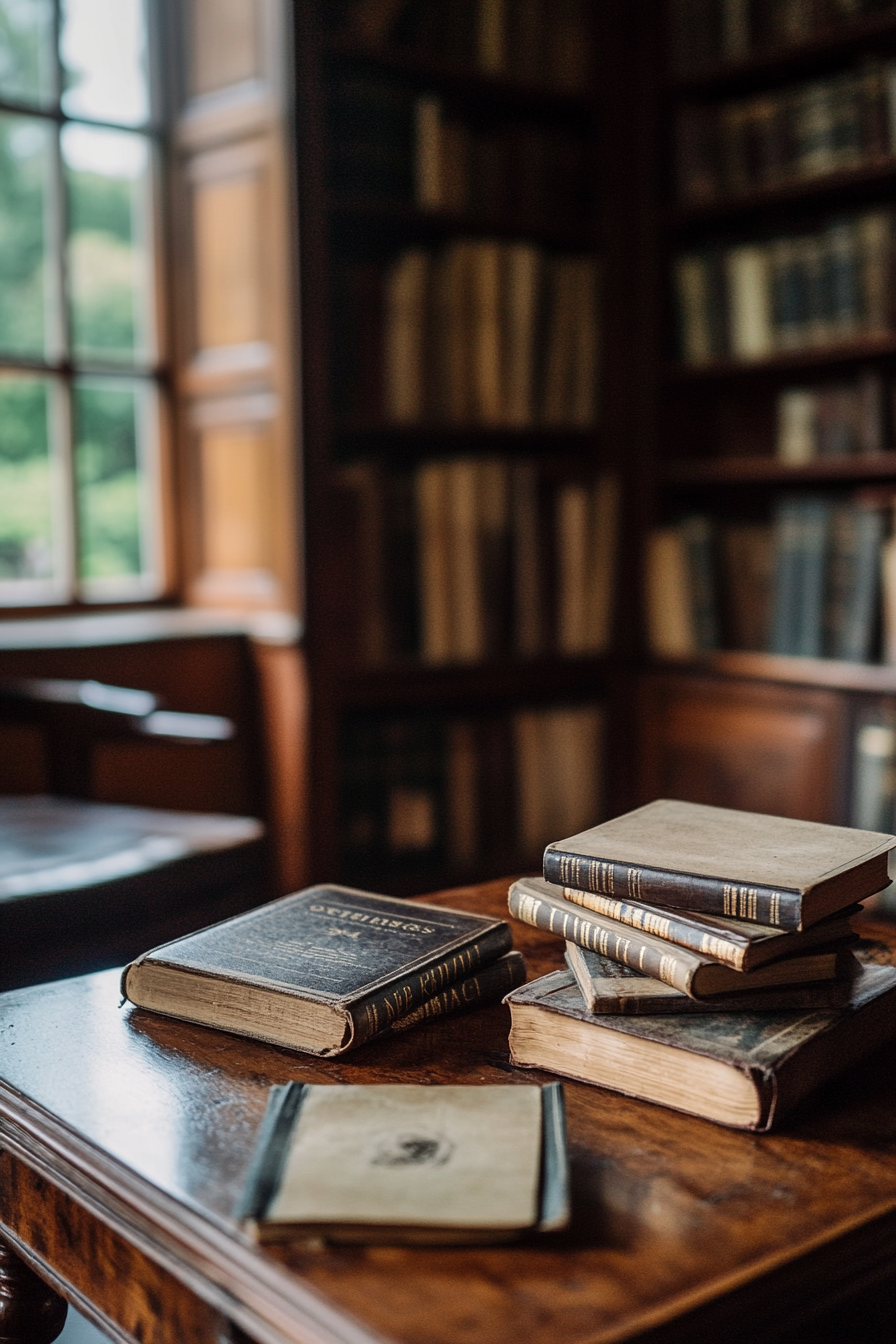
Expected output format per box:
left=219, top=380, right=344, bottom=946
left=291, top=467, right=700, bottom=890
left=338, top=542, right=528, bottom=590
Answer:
left=60, top=0, right=149, bottom=126
left=0, top=112, right=56, bottom=359
left=63, top=123, right=155, bottom=365
left=0, top=0, right=55, bottom=108
left=73, top=377, right=161, bottom=597
left=0, top=372, right=67, bottom=601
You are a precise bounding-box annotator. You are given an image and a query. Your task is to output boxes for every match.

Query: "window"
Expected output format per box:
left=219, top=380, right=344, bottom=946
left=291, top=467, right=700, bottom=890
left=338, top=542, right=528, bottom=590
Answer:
left=0, top=0, right=167, bottom=607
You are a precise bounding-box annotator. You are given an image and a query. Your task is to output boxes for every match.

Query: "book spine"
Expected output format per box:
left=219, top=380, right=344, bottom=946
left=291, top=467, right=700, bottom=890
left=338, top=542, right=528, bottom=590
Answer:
left=349, top=922, right=513, bottom=1045
left=561, top=887, right=748, bottom=970
left=507, top=885, right=697, bottom=994
left=389, top=949, right=526, bottom=1031
left=542, top=850, right=802, bottom=928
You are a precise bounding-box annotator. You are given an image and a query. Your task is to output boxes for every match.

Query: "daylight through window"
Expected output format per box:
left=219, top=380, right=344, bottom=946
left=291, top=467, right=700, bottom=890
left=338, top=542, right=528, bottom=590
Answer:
left=0, top=0, right=165, bottom=606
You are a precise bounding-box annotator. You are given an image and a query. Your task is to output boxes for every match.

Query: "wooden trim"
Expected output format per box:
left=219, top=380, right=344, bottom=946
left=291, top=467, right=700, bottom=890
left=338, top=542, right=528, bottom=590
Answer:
left=650, top=650, right=896, bottom=695
left=664, top=453, right=896, bottom=487
left=0, top=609, right=300, bottom=650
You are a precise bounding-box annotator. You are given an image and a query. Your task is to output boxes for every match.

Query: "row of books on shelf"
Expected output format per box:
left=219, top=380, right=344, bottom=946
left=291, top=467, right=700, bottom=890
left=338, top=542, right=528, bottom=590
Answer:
left=333, top=244, right=600, bottom=426
left=776, top=369, right=892, bottom=459
left=675, top=208, right=893, bottom=364
left=334, top=0, right=593, bottom=92
left=676, top=58, right=896, bottom=207
left=338, top=701, right=603, bottom=878
left=670, top=0, right=896, bottom=75
left=648, top=491, right=896, bottom=661
left=329, top=77, right=591, bottom=223
left=341, top=461, right=618, bottom=665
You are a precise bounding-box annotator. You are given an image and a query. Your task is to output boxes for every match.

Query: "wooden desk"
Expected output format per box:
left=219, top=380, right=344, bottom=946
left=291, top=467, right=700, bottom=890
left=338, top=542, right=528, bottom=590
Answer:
left=0, top=879, right=895, bottom=1344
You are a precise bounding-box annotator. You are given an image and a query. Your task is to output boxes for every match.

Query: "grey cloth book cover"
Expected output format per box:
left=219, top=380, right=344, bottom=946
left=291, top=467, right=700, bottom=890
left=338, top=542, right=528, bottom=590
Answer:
left=236, top=1081, right=569, bottom=1243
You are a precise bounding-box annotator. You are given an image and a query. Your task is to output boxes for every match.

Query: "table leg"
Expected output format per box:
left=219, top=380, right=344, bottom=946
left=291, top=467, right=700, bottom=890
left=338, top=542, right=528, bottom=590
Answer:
left=0, top=1237, right=68, bottom=1344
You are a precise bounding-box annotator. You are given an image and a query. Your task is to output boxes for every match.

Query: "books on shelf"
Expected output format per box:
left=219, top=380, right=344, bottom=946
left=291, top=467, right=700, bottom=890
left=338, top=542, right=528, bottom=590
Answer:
left=645, top=491, right=894, bottom=663
left=341, top=462, right=618, bottom=665
left=344, top=0, right=593, bottom=92
left=335, top=242, right=600, bottom=428
left=339, top=701, right=604, bottom=880
left=236, top=1080, right=569, bottom=1244
left=121, top=885, right=520, bottom=1056
left=413, top=95, right=591, bottom=225
left=674, top=209, right=895, bottom=365
left=776, top=371, right=890, bottom=461
left=670, top=0, right=896, bottom=77
left=675, top=59, right=896, bottom=207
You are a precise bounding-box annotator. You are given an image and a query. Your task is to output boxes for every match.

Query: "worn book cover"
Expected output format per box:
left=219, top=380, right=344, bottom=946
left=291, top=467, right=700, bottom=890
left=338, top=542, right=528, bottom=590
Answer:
left=509, top=877, right=851, bottom=999
left=505, top=944, right=896, bottom=1130
left=557, top=879, right=859, bottom=971
left=122, top=885, right=513, bottom=1056
left=564, top=944, right=854, bottom=1015
left=543, top=799, right=895, bottom=929
left=235, top=1081, right=569, bottom=1243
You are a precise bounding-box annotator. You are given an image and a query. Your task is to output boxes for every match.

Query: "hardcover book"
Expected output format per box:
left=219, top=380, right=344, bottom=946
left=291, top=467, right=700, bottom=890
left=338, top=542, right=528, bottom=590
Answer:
left=508, top=877, right=851, bottom=999
left=235, top=1081, right=569, bottom=1243
left=505, top=952, right=896, bottom=1130
left=122, top=885, right=513, bottom=1056
left=542, top=799, right=895, bottom=929
left=556, top=880, right=859, bottom=971
left=564, top=944, right=854, bottom=1016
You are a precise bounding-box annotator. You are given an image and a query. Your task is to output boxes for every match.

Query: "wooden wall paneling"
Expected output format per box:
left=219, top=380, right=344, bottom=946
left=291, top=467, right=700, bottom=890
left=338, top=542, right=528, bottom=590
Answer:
left=251, top=639, right=310, bottom=893
left=0, top=636, right=267, bottom=821
left=637, top=671, right=848, bottom=823
left=189, top=0, right=262, bottom=98
left=172, top=0, right=302, bottom=617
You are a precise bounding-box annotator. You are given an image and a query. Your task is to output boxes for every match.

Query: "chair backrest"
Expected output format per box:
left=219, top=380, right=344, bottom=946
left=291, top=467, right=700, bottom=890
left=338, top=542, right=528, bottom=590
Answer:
left=0, top=677, right=236, bottom=798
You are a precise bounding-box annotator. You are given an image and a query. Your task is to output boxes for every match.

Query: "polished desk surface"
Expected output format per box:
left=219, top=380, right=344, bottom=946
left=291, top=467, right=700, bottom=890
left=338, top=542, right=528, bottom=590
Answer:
left=1, top=879, right=895, bottom=1344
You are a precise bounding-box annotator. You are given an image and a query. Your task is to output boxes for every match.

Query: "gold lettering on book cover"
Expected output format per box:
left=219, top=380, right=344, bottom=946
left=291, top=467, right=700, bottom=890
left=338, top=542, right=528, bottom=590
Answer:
left=770, top=892, right=781, bottom=926
left=627, top=867, right=642, bottom=899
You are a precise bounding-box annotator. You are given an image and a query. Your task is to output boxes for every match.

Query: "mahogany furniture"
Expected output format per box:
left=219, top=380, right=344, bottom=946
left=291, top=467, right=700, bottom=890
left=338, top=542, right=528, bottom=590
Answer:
left=0, top=677, right=268, bottom=992
left=0, top=878, right=894, bottom=1344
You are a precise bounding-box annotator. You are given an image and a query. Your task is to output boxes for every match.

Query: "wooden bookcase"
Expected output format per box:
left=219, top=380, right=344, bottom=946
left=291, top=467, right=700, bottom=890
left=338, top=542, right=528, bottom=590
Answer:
left=289, top=2, right=896, bottom=892
left=647, top=0, right=896, bottom=831
left=291, top=2, right=652, bottom=892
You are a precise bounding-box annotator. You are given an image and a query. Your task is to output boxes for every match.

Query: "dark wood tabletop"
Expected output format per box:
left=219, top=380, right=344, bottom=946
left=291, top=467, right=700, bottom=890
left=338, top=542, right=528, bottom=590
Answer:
left=1, top=879, right=895, bottom=1344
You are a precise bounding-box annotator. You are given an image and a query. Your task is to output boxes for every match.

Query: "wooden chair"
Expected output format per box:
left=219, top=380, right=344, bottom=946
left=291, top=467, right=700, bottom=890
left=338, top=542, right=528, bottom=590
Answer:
left=0, top=677, right=270, bottom=992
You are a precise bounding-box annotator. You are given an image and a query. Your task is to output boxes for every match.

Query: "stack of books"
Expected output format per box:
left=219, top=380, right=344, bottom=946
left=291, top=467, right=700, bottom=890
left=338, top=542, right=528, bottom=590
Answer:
left=505, top=799, right=896, bottom=1130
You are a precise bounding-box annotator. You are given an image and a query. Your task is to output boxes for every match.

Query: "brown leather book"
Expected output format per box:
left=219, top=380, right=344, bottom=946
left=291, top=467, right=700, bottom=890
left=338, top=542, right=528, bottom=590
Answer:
left=122, top=885, right=513, bottom=1057
left=505, top=943, right=896, bottom=1130
left=563, top=943, right=853, bottom=1015
left=543, top=799, right=896, bottom=929
left=508, top=878, right=853, bottom=999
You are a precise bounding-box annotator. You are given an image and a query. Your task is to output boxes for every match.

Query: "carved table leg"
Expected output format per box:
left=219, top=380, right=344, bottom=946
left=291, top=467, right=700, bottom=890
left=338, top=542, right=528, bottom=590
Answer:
left=0, top=1238, right=68, bottom=1344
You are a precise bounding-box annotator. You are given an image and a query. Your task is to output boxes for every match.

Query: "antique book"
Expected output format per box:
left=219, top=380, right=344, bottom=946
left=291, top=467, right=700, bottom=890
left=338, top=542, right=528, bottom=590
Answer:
left=542, top=799, right=895, bottom=929
left=564, top=944, right=854, bottom=1016
left=508, top=878, right=851, bottom=998
left=505, top=956, right=896, bottom=1130
left=122, top=885, right=513, bottom=1056
left=390, top=951, right=526, bottom=1030
left=236, top=1081, right=568, bottom=1243
left=554, top=880, right=859, bottom=971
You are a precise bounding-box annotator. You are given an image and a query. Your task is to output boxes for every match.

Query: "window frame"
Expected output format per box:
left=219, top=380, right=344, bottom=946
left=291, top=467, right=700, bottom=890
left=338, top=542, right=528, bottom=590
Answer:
left=0, top=0, right=176, bottom=613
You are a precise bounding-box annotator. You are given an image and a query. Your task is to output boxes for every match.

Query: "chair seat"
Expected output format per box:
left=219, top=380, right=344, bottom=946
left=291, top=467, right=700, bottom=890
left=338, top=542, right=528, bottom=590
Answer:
left=0, top=796, right=267, bottom=991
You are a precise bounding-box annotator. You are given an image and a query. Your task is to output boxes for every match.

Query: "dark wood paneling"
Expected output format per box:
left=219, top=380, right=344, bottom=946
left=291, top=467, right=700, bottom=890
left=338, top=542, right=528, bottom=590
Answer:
left=638, top=672, right=847, bottom=822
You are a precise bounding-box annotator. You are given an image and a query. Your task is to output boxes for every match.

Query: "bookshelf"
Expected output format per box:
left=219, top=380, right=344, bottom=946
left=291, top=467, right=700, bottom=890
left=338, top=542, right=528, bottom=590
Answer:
left=648, top=0, right=896, bottom=836
left=292, top=1, right=627, bottom=893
